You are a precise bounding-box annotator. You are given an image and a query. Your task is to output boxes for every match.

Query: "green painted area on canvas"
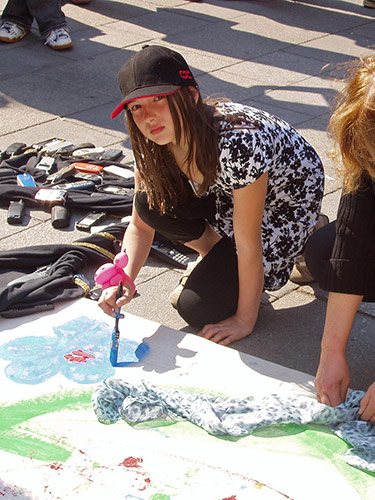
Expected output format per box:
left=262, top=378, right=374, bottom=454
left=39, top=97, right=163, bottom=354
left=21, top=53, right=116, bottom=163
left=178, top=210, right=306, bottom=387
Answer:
left=0, top=389, right=93, bottom=462
left=153, top=418, right=374, bottom=498
left=1, top=387, right=374, bottom=500
left=250, top=423, right=375, bottom=496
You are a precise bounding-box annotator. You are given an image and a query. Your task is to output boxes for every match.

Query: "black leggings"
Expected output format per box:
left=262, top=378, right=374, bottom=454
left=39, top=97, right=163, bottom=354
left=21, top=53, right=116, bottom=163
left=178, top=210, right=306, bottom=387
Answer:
left=135, top=189, right=239, bottom=328
left=305, top=221, right=336, bottom=284
left=137, top=187, right=339, bottom=328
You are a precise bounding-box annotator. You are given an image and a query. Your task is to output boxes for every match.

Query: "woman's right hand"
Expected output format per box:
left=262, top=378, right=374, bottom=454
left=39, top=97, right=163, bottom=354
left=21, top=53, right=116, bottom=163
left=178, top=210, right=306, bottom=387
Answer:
left=315, top=350, right=350, bottom=407
left=97, top=282, right=135, bottom=317
left=359, top=382, right=375, bottom=424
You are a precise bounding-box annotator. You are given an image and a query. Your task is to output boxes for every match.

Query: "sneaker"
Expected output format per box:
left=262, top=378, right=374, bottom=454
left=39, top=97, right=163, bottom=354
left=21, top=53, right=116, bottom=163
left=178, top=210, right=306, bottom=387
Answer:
left=363, top=0, right=375, bottom=7
left=0, top=21, right=28, bottom=43
left=45, top=27, right=73, bottom=50
left=289, top=213, right=329, bottom=285
left=169, top=256, right=202, bottom=309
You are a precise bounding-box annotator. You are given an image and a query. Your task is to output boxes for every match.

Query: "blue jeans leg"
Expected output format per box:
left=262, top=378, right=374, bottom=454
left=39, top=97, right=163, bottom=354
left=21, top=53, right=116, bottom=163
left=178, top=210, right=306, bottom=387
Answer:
left=1, top=0, right=66, bottom=37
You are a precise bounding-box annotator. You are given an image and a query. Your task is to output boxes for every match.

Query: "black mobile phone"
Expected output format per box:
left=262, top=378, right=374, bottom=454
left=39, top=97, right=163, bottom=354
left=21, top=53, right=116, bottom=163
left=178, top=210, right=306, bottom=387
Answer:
left=151, top=241, right=190, bottom=269
left=75, top=211, right=107, bottom=232
left=100, top=149, right=123, bottom=161
left=51, top=205, right=71, bottom=229
left=7, top=199, right=25, bottom=225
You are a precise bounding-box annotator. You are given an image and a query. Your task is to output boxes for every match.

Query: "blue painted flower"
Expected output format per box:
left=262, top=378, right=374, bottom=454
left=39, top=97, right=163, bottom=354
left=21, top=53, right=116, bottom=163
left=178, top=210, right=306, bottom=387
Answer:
left=0, top=316, right=148, bottom=385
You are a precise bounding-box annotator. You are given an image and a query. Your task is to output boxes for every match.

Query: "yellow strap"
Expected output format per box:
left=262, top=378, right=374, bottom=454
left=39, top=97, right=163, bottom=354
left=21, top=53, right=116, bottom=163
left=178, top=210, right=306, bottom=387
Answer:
left=73, top=276, right=91, bottom=297
left=72, top=241, right=115, bottom=260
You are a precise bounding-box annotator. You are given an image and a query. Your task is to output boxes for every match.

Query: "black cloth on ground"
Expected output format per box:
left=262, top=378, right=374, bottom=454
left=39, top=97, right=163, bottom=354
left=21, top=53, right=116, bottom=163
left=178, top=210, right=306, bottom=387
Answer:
left=0, top=150, right=134, bottom=216
left=0, top=224, right=127, bottom=316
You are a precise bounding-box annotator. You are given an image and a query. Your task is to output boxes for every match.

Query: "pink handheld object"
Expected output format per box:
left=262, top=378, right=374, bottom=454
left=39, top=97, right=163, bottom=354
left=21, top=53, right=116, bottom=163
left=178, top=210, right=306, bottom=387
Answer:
left=94, top=251, right=135, bottom=292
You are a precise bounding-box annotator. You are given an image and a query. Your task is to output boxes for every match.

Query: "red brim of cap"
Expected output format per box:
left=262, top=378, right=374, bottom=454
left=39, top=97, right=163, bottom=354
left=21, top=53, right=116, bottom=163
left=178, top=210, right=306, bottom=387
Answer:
left=110, top=87, right=181, bottom=119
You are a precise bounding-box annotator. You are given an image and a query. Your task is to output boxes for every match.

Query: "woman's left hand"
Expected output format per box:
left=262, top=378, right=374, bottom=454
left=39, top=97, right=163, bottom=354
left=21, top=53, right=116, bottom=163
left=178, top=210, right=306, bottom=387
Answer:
left=359, top=382, right=375, bottom=425
left=198, top=315, right=253, bottom=345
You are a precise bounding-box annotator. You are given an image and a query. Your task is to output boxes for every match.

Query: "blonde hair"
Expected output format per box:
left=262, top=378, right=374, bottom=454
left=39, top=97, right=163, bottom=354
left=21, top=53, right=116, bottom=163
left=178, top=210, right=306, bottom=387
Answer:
left=328, top=55, right=375, bottom=193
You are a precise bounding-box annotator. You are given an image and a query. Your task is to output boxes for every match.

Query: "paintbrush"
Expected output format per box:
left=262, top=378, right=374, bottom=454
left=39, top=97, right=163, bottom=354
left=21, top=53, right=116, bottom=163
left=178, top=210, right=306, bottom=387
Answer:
left=110, top=281, right=123, bottom=366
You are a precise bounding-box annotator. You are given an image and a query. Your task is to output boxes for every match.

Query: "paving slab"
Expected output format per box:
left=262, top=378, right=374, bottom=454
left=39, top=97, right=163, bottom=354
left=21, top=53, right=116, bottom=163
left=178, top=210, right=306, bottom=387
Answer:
left=233, top=288, right=375, bottom=392
left=243, top=97, right=319, bottom=128
left=286, top=29, right=375, bottom=63
left=224, top=51, right=330, bottom=87
left=256, top=75, right=344, bottom=125
left=0, top=43, right=73, bottom=80
left=0, top=118, right=124, bottom=152
left=0, top=77, right=111, bottom=136
left=65, top=102, right=130, bottom=140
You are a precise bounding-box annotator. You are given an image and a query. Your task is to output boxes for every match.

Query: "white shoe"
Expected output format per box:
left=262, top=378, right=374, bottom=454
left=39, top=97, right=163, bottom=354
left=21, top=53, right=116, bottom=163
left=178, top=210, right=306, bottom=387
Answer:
left=45, top=27, right=73, bottom=50
left=0, top=21, right=28, bottom=43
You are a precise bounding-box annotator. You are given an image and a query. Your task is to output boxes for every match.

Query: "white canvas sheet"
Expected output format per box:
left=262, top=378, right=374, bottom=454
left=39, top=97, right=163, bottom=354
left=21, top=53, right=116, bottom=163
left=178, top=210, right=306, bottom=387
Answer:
left=0, top=298, right=373, bottom=499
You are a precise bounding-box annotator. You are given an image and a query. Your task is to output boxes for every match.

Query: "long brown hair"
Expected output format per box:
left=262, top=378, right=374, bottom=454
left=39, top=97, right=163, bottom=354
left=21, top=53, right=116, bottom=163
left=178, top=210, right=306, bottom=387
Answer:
left=328, top=55, right=375, bottom=193
left=126, top=87, right=219, bottom=214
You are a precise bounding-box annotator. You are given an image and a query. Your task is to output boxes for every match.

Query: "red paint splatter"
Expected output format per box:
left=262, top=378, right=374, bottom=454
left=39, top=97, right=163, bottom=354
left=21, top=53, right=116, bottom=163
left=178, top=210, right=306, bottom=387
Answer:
left=64, top=349, right=95, bottom=363
left=50, top=463, right=62, bottom=470
left=222, top=496, right=237, bottom=500
left=139, top=477, right=152, bottom=491
left=119, top=456, right=143, bottom=468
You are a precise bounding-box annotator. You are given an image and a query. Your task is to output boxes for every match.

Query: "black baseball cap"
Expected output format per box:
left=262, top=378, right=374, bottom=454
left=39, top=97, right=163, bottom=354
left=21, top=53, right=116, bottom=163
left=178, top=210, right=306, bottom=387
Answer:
left=111, top=45, right=198, bottom=119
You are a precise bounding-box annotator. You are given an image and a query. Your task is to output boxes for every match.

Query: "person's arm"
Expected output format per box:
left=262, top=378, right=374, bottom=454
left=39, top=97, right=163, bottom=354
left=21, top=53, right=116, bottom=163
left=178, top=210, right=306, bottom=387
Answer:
left=199, top=172, right=267, bottom=345
left=315, top=291, right=363, bottom=406
left=359, top=382, right=375, bottom=424
left=315, top=178, right=375, bottom=406
left=98, top=171, right=155, bottom=316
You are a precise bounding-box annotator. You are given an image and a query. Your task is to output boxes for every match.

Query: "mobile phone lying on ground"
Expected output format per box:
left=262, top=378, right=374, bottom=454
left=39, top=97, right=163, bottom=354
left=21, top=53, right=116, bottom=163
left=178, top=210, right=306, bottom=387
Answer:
left=71, top=162, right=104, bottom=174
left=151, top=241, right=190, bottom=269
left=35, top=156, right=55, bottom=174
left=72, top=147, right=105, bottom=158
left=75, top=211, right=107, bottom=232
left=17, top=173, right=36, bottom=187
left=46, top=164, right=76, bottom=184
left=99, top=185, right=134, bottom=196
left=7, top=199, right=25, bottom=225
left=35, top=188, right=68, bottom=205
left=38, top=139, right=73, bottom=154
left=99, top=149, right=123, bottom=161
left=103, top=165, right=134, bottom=179
left=73, top=171, right=103, bottom=184
left=51, top=180, right=95, bottom=191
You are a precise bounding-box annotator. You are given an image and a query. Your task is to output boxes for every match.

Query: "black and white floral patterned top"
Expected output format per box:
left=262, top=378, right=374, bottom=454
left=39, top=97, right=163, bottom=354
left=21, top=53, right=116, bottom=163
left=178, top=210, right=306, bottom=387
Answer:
left=207, top=102, right=324, bottom=291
